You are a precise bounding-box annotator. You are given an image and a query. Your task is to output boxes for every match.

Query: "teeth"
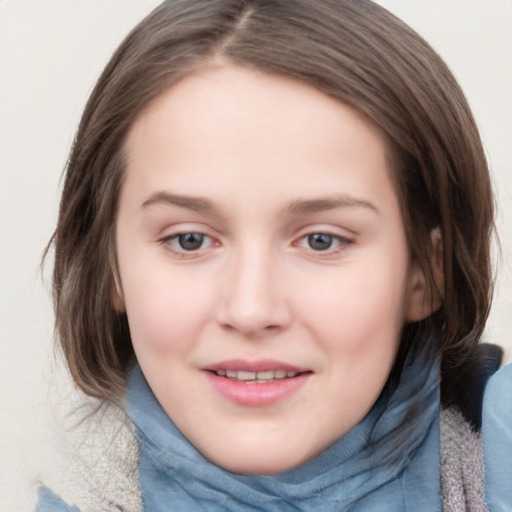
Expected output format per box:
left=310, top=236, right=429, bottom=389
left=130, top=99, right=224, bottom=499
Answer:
left=238, top=371, right=256, bottom=381
left=256, top=371, right=274, bottom=380
left=215, top=369, right=300, bottom=381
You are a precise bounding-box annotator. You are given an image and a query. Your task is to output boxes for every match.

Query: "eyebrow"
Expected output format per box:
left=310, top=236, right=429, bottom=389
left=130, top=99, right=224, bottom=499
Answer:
left=286, top=195, right=379, bottom=215
left=141, top=191, right=379, bottom=216
left=142, top=192, right=216, bottom=213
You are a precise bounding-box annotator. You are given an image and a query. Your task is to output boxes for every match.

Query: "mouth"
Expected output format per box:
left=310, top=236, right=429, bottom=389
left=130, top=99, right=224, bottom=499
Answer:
left=203, top=360, right=312, bottom=406
left=209, top=369, right=305, bottom=383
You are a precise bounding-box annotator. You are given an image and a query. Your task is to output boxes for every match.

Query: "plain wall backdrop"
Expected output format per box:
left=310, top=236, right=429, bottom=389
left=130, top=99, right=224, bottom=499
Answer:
left=1, top=1, right=511, bottom=509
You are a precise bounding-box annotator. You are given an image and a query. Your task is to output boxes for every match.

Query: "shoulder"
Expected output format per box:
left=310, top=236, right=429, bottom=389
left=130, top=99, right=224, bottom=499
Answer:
left=482, top=363, right=512, bottom=509
left=483, top=361, right=512, bottom=415
left=34, top=487, right=80, bottom=512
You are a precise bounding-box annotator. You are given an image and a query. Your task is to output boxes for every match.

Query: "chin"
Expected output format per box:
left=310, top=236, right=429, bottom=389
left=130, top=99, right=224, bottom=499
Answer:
left=206, top=445, right=316, bottom=476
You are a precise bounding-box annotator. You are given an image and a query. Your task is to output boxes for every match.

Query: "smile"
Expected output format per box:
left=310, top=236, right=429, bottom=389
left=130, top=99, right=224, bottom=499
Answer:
left=213, top=369, right=300, bottom=382
left=204, top=360, right=312, bottom=406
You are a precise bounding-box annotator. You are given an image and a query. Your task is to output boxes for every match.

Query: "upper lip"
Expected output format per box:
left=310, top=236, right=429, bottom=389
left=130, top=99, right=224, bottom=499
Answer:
left=203, top=359, right=309, bottom=373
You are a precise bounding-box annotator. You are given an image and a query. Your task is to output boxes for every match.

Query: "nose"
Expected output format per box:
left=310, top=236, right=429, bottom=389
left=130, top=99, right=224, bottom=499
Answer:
left=216, top=243, right=291, bottom=338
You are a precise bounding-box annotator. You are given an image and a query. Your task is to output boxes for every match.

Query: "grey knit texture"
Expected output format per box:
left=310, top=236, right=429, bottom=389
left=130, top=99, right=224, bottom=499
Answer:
left=440, top=407, right=488, bottom=511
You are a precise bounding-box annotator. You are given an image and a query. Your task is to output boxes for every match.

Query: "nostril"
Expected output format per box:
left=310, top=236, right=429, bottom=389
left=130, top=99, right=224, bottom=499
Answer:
left=215, top=278, right=291, bottom=336
left=221, top=323, right=280, bottom=334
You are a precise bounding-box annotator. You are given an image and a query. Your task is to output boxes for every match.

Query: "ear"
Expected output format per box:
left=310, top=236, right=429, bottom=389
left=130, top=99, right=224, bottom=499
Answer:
left=111, top=267, right=126, bottom=313
left=405, top=227, right=445, bottom=322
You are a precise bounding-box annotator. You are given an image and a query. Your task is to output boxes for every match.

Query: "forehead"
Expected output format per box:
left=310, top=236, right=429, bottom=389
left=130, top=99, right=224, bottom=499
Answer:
left=122, top=64, right=398, bottom=216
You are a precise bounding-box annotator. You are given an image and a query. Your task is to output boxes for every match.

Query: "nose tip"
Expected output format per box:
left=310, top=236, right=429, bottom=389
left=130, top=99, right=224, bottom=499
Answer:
left=216, top=253, right=290, bottom=338
left=219, top=303, right=284, bottom=337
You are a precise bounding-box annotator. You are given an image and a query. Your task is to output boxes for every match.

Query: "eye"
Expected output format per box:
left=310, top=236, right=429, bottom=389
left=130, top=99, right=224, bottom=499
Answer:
left=174, top=233, right=207, bottom=251
left=296, top=232, right=352, bottom=253
left=161, top=232, right=215, bottom=255
left=306, top=233, right=335, bottom=251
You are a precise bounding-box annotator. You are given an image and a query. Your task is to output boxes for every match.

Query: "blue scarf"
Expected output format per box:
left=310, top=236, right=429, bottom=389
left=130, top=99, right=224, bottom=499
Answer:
left=126, top=340, right=441, bottom=511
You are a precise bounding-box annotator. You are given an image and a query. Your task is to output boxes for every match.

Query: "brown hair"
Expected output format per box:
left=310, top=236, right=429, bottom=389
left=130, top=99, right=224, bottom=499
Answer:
left=50, top=0, right=494, bottom=401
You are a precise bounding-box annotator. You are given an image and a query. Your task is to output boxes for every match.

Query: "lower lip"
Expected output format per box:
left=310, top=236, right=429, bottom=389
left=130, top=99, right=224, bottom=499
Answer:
left=204, top=372, right=310, bottom=407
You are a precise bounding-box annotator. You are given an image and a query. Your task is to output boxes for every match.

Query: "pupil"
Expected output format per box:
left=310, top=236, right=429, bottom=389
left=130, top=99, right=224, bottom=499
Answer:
left=179, top=233, right=204, bottom=251
left=308, top=233, right=333, bottom=251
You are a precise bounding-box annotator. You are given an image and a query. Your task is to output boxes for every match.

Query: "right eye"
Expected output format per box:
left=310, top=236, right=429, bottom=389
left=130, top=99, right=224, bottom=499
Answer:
left=174, top=233, right=207, bottom=251
left=161, top=232, right=215, bottom=256
left=303, top=233, right=336, bottom=251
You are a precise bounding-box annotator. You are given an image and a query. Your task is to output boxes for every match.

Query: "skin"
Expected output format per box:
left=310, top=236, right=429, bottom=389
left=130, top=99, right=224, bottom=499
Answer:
left=115, top=64, right=432, bottom=475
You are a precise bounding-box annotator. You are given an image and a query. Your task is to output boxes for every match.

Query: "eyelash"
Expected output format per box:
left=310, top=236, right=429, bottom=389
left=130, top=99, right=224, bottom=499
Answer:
left=295, top=232, right=353, bottom=255
left=158, top=231, right=354, bottom=258
left=159, top=232, right=216, bottom=258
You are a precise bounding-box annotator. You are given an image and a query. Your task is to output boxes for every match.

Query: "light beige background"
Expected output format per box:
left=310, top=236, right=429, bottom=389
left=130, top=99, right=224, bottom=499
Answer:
left=1, top=1, right=511, bottom=510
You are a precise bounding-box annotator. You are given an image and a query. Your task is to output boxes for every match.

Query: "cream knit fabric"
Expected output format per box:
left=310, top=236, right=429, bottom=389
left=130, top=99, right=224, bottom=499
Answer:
left=34, top=383, right=141, bottom=512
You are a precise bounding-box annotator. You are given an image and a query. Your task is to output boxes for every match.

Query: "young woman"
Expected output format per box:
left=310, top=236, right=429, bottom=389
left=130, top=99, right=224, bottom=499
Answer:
left=33, top=1, right=510, bottom=510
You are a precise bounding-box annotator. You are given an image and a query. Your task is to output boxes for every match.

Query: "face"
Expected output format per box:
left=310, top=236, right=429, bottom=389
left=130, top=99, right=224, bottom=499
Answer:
left=116, top=65, right=428, bottom=475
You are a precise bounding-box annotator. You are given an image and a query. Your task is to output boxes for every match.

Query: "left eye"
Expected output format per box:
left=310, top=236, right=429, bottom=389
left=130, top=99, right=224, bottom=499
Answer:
left=169, top=233, right=211, bottom=251
left=297, top=233, right=350, bottom=252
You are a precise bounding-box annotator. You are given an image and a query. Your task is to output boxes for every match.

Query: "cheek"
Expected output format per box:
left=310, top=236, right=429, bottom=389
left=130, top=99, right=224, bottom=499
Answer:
left=309, top=267, right=408, bottom=422
left=304, top=262, right=408, bottom=350
left=121, top=264, right=214, bottom=356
